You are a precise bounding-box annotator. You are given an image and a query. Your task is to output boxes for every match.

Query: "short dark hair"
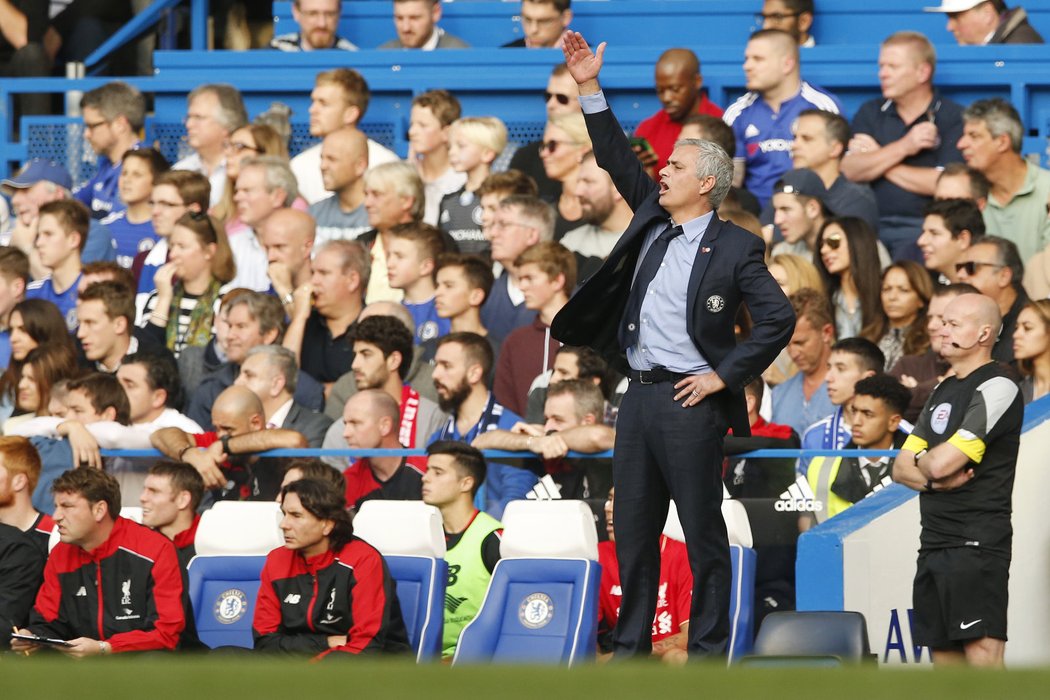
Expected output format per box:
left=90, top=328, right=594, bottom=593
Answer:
left=282, top=458, right=347, bottom=494
left=924, top=198, right=985, bottom=240
left=281, top=478, right=354, bottom=548
left=974, top=235, right=1024, bottom=288
left=524, top=0, right=571, bottom=11
left=52, top=467, right=121, bottom=522
left=67, top=372, right=132, bottom=425
left=122, top=147, right=170, bottom=179
left=78, top=280, right=135, bottom=324
left=853, top=374, right=911, bottom=417
left=148, top=462, right=206, bottom=512
left=798, top=109, right=851, bottom=153
left=830, top=337, right=885, bottom=375
left=935, top=282, right=979, bottom=298
left=939, top=162, right=991, bottom=202
left=412, top=90, right=461, bottom=127
left=477, top=170, right=538, bottom=199
left=0, top=246, right=30, bottom=287
left=436, top=332, right=495, bottom=385
left=123, top=348, right=184, bottom=410
left=790, top=287, right=835, bottom=331
left=80, top=81, right=146, bottom=131
left=427, top=440, right=486, bottom=496
left=38, top=199, right=90, bottom=252
left=387, top=221, right=447, bottom=265
left=434, top=253, right=495, bottom=303
left=347, top=315, right=415, bottom=381
left=81, top=261, right=136, bottom=291
left=556, top=346, right=606, bottom=382
left=681, top=114, right=735, bottom=157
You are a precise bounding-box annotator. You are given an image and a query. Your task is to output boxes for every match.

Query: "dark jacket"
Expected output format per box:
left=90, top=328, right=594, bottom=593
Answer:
left=550, top=102, right=795, bottom=435
left=252, top=538, right=410, bottom=659
left=283, top=401, right=333, bottom=448
left=991, top=7, right=1044, bottom=44
left=0, top=522, right=45, bottom=628
left=186, top=362, right=326, bottom=430
left=27, top=517, right=185, bottom=652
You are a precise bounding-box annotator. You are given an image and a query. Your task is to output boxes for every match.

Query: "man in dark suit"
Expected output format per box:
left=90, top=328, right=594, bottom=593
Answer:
left=234, top=345, right=333, bottom=448
left=552, top=32, right=795, bottom=658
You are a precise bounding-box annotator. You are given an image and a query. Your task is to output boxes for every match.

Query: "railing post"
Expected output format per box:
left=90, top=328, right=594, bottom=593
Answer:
left=191, top=0, right=209, bottom=51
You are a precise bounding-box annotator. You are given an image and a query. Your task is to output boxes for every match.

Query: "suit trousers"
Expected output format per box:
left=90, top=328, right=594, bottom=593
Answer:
left=611, top=379, right=731, bottom=657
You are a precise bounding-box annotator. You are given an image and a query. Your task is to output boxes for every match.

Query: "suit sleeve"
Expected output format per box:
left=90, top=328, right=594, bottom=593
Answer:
left=107, top=540, right=185, bottom=652
left=252, top=554, right=329, bottom=654
left=582, top=102, right=660, bottom=212
left=714, top=234, right=795, bottom=393
left=316, top=548, right=401, bottom=659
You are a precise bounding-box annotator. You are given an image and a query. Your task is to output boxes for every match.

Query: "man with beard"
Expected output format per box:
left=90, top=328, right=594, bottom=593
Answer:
left=561, top=150, right=634, bottom=274
left=271, top=0, right=359, bottom=51
left=428, top=332, right=537, bottom=519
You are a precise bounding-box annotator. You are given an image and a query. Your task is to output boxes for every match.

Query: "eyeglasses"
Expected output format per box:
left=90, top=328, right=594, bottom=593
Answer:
left=755, top=11, right=800, bottom=23
left=83, top=119, right=109, bottom=131
left=544, top=91, right=572, bottom=106
left=955, top=261, right=1004, bottom=276
left=820, top=232, right=843, bottom=250
left=225, top=141, right=261, bottom=154
left=300, top=9, right=338, bottom=22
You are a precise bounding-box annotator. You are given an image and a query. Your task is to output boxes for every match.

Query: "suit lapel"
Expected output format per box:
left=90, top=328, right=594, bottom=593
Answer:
left=685, top=215, right=724, bottom=323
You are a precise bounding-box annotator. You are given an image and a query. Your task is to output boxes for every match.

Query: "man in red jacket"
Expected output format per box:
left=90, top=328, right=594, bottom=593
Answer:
left=11, top=468, right=185, bottom=656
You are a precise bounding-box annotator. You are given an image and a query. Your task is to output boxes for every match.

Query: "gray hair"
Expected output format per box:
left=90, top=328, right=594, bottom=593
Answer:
left=974, top=235, right=1024, bottom=287
left=675, top=138, right=734, bottom=208
left=241, top=155, right=299, bottom=206
left=963, top=98, right=1024, bottom=154
left=246, top=344, right=299, bottom=395
left=188, top=84, right=248, bottom=133
left=315, top=239, right=371, bottom=294
left=80, top=81, right=146, bottom=131
left=363, top=161, right=425, bottom=222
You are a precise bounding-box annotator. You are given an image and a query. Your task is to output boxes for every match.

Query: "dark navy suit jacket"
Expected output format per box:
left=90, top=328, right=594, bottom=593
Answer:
left=550, top=102, right=795, bottom=435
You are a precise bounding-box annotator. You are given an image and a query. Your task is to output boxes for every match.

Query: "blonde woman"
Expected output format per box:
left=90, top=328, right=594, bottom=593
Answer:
left=541, top=112, right=592, bottom=239
left=764, top=253, right=824, bottom=386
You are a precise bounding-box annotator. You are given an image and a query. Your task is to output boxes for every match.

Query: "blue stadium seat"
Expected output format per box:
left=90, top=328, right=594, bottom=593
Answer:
left=185, top=502, right=284, bottom=650
left=453, top=500, right=600, bottom=666
left=741, top=611, right=876, bottom=666
left=352, top=501, right=448, bottom=662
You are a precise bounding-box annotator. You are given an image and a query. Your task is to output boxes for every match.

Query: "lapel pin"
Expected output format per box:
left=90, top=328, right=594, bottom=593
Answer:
left=701, top=246, right=712, bottom=254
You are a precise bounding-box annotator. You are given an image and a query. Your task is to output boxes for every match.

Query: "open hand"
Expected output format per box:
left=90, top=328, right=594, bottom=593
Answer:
left=562, top=31, right=606, bottom=87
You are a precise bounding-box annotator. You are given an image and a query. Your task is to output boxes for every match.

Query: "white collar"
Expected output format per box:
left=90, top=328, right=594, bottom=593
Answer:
left=268, top=398, right=294, bottom=429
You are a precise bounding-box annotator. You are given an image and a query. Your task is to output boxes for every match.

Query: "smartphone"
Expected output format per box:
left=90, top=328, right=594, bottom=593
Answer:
left=629, top=136, right=655, bottom=154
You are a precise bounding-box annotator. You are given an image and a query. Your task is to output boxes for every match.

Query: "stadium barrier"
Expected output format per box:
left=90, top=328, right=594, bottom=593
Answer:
left=796, top=394, right=1050, bottom=667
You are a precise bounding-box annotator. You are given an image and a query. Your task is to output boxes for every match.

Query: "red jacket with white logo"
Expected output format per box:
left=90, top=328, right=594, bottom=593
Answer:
left=27, top=516, right=185, bottom=652
left=252, top=537, right=410, bottom=660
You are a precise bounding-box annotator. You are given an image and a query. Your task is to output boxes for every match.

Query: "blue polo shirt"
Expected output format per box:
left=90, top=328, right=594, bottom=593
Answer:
left=724, top=82, right=843, bottom=204
left=100, top=210, right=159, bottom=269
left=850, top=92, right=964, bottom=224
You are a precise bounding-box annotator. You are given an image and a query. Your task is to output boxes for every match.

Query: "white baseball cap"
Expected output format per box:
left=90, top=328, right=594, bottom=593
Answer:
left=924, top=0, right=987, bottom=12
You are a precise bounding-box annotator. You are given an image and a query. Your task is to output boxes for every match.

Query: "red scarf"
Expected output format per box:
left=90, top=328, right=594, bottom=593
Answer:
left=400, top=385, right=428, bottom=472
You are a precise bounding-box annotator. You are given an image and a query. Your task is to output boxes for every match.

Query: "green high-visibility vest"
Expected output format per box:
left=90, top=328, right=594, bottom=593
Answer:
left=442, top=511, right=502, bottom=658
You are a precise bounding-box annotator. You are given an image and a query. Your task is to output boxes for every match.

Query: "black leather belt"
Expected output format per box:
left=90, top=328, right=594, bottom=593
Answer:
left=628, top=368, right=691, bottom=385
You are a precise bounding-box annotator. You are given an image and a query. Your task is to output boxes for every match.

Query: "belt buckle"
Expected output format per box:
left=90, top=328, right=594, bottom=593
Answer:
left=638, top=370, right=654, bottom=385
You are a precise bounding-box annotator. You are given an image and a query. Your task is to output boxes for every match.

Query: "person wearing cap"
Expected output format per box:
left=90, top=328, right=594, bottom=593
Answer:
left=74, top=82, right=147, bottom=221
left=957, top=98, right=1050, bottom=263
left=3, top=159, right=116, bottom=280
left=788, top=109, right=880, bottom=233
left=926, top=1, right=1043, bottom=45
left=770, top=169, right=834, bottom=259
left=840, top=31, right=964, bottom=264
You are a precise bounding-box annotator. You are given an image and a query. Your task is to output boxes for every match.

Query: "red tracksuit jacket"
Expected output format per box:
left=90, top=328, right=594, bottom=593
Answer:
left=27, top=516, right=185, bottom=652
left=252, top=537, right=410, bottom=660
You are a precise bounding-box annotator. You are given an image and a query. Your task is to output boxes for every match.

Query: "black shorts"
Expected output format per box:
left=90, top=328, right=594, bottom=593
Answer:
left=912, top=547, right=1009, bottom=650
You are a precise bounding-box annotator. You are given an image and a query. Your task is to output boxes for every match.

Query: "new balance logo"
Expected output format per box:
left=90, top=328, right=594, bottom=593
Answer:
left=445, top=593, right=468, bottom=613
left=775, top=476, right=824, bottom=512
left=75, top=586, right=87, bottom=597
left=283, top=594, right=301, bottom=604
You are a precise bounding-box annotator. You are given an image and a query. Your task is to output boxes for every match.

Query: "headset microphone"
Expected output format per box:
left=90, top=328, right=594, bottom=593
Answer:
left=950, top=336, right=984, bottom=351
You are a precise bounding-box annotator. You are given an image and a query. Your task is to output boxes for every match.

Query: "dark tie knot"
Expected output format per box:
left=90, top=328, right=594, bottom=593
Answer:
left=659, top=225, right=684, bottom=243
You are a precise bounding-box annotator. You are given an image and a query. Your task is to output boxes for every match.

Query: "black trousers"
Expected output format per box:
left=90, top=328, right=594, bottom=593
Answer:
left=611, top=380, right=731, bottom=657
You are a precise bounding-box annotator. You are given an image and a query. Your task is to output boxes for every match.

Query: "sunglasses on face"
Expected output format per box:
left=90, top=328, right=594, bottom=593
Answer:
left=544, top=91, right=572, bottom=106
left=820, top=232, right=843, bottom=250
left=955, top=261, right=1003, bottom=276
left=542, top=140, right=567, bottom=154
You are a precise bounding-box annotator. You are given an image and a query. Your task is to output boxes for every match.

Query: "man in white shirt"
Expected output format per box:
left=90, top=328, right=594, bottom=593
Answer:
left=173, top=85, right=248, bottom=208
left=291, top=69, right=399, bottom=205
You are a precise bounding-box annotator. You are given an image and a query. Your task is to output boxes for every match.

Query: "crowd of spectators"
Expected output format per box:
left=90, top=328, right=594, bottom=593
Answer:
left=1, top=0, right=1049, bottom=664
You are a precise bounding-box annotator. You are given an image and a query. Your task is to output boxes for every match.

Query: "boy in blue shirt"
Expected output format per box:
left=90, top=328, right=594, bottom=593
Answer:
left=26, top=200, right=88, bottom=331
left=387, top=221, right=451, bottom=344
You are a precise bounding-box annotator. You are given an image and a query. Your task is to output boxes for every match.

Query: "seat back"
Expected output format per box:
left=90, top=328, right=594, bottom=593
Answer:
left=185, top=502, right=285, bottom=649
left=187, top=555, right=267, bottom=649
left=119, top=507, right=143, bottom=523
left=353, top=501, right=447, bottom=661
left=747, top=611, right=873, bottom=664
left=453, top=500, right=600, bottom=666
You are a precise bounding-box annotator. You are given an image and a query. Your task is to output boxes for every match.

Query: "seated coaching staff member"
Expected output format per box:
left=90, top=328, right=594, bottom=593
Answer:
left=252, top=478, right=410, bottom=660
left=892, top=293, right=1022, bottom=668
left=553, top=33, right=794, bottom=658
left=12, top=468, right=185, bottom=656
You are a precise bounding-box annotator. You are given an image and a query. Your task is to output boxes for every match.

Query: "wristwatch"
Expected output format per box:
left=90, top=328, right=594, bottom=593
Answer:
left=221, top=435, right=233, bottom=455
